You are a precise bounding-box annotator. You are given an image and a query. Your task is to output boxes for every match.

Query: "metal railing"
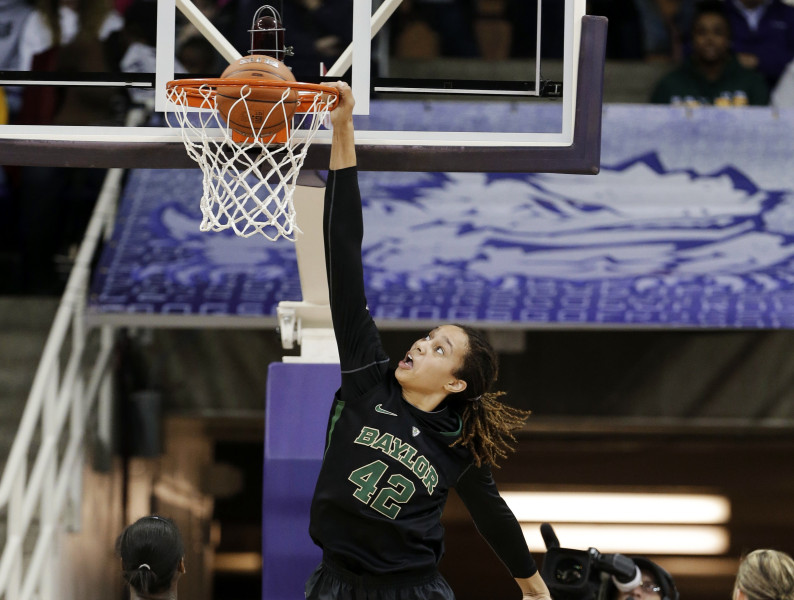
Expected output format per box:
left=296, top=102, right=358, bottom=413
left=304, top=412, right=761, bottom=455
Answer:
left=0, top=110, right=140, bottom=598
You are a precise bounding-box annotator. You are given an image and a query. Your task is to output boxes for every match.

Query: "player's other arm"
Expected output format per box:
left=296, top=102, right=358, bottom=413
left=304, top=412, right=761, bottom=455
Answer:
left=455, top=465, right=551, bottom=600
left=516, top=574, right=551, bottom=600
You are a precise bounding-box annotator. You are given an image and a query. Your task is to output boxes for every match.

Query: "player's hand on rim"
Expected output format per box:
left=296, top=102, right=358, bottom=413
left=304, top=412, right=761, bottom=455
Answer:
left=329, top=80, right=354, bottom=128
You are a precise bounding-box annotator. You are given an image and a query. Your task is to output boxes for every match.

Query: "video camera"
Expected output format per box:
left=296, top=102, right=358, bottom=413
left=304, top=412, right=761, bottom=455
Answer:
left=539, top=523, right=642, bottom=600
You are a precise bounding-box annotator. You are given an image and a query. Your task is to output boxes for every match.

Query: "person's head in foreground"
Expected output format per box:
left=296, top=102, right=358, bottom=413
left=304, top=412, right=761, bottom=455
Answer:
left=611, top=557, right=679, bottom=600
left=733, top=549, right=794, bottom=600
left=117, top=515, right=185, bottom=600
left=395, top=324, right=529, bottom=467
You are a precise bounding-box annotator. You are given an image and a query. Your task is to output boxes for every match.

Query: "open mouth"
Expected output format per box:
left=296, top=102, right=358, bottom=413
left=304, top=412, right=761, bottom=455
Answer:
left=399, top=353, right=414, bottom=369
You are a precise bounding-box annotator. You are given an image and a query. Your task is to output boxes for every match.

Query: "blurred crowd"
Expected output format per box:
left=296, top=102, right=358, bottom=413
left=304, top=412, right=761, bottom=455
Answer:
left=389, top=0, right=794, bottom=108
left=0, top=0, right=791, bottom=133
left=1, top=0, right=792, bottom=121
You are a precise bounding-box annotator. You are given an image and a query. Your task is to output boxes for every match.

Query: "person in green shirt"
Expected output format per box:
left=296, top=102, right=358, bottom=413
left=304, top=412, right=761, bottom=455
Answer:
left=650, top=0, right=769, bottom=106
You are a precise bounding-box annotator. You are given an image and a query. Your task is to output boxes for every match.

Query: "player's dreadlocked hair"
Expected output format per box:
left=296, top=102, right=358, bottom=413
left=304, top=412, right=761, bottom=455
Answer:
left=448, top=325, right=530, bottom=468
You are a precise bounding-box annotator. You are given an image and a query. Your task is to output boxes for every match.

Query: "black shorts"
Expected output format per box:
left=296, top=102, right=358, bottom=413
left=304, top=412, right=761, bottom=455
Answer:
left=305, top=559, right=455, bottom=600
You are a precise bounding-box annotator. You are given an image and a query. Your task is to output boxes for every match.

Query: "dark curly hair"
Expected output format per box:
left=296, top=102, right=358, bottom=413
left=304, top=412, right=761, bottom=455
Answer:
left=448, top=325, right=530, bottom=467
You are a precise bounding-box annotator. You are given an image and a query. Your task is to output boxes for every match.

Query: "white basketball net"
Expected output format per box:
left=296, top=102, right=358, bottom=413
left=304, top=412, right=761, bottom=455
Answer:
left=165, top=83, right=334, bottom=241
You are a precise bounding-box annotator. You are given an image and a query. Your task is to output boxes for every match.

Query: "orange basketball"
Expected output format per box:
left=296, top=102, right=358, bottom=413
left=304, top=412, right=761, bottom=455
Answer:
left=216, top=56, right=298, bottom=138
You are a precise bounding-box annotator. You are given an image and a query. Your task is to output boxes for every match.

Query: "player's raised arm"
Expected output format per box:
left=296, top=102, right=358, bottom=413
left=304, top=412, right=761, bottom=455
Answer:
left=322, top=81, right=388, bottom=395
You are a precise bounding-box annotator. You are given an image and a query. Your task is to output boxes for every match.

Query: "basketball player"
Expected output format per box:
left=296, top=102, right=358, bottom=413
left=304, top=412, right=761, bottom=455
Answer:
left=117, top=515, right=186, bottom=600
left=305, top=80, right=551, bottom=600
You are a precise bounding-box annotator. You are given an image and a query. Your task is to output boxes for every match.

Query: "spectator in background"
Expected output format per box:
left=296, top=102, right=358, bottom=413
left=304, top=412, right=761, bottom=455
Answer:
left=408, top=0, right=479, bottom=57
left=506, top=0, right=566, bottom=60
left=117, top=515, right=186, bottom=600
left=213, top=0, right=259, bottom=57
left=0, top=0, right=75, bottom=122
left=53, top=0, right=125, bottom=124
left=70, top=0, right=124, bottom=76
left=733, top=549, right=794, bottom=600
left=177, top=35, right=221, bottom=75
left=0, top=0, right=76, bottom=294
left=280, top=0, right=354, bottom=78
left=119, top=0, right=186, bottom=107
left=62, top=0, right=122, bottom=52
left=588, top=0, right=645, bottom=60
left=215, top=0, right=353, bottom=80
left=7, top=0, right=122, bottom=296
left=650, top=0, right=769, bottom=106
left=389, top=0, right=479, bottom=60
left=633, top=0, right=696, bottom=61
left=724, top=0, right=794, bottom=90
left=604, top=556, right=679, bottom=600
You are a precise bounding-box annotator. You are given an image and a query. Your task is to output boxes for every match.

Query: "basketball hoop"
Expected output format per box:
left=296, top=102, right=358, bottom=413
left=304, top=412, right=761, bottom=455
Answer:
left=165, top=78, right=338, bottom=241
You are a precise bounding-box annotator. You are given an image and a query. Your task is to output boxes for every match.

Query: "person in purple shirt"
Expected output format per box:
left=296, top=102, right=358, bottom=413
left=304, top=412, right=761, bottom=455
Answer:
left=724, top=0, right=794, bottom=88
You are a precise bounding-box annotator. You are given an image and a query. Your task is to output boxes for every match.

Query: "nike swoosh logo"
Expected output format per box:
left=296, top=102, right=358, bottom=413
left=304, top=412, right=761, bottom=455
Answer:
left=375, top=404, right=398, bottom=416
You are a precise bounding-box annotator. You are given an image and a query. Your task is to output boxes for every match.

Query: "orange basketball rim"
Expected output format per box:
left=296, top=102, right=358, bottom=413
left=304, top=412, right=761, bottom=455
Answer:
left=166, top=78, right=339, bottom=144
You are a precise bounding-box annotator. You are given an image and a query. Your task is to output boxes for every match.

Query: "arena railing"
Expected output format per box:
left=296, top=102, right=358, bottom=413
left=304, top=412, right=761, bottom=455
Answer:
left=0, top=110, right=148, bottom=600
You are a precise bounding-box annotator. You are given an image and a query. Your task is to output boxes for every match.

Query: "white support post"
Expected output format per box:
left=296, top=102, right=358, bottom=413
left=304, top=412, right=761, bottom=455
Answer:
left=535, top=0, right=542, bottom=98
left=293, top=185, right=328, bottom=306
left=326, top=0, right=403, bottom=77
left=97, top=326, right=114, bottom=462
left=277, top=185, right=338, bottom=363
left=325, top=0, right=393, bottom=114
left=352, top=0, right=371, bottom=115
left=40, top=531, right=55, bottom=600
left=154, top=0, right=176, bottom=112
left=67, top=366, right=84, bottom=533
left=40, top=365, right=56, bottom=600
left=7, top=468, right=24, bottom=600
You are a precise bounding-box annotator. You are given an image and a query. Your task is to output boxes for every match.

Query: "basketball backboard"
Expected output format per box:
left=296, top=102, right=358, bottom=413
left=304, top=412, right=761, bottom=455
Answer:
left=0, top=0, right=605, bottom=173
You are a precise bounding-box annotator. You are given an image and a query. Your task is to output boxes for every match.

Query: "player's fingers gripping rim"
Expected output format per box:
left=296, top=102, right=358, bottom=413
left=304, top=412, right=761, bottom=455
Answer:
left=329, top=81, right=354, bottom=127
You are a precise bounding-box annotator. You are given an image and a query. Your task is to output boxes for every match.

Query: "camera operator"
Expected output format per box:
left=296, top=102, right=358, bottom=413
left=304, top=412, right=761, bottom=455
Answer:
left=602, top=557, right=679, bottom=600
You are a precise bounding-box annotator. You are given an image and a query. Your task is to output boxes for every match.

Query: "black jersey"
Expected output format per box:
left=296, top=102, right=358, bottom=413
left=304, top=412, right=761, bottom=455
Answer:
left=308, top=167, right=537, bottom=579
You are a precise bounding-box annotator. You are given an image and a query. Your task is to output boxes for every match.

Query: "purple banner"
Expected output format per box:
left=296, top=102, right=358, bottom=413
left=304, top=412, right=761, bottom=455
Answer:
left=89, top=105, right=794, bottom=328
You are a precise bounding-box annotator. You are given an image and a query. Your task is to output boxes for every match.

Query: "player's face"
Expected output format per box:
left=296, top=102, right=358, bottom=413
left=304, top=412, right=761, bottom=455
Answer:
left=615, top=571, right=662, bottom=600
left=395, top=325, right=469, bottom=397
left=692, top=13, right=730, bottom=64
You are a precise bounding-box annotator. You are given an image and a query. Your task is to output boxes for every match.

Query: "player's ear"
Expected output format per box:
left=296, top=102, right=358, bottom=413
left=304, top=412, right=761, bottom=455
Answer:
left=445, top=379, right=467, bottom=394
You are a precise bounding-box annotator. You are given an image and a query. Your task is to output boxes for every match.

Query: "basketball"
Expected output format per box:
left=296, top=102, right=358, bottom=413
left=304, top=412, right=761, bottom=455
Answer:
left=216, top=56, right=298, bottom=138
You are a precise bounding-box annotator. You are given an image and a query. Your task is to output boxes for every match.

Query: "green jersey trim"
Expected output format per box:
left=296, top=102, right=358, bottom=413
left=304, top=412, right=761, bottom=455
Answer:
left=439, top=413, right=463, bottom=438
left=324, top=400, right=346, bottom=458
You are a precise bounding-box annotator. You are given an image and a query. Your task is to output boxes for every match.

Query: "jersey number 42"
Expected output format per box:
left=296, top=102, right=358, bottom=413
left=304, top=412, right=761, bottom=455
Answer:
left=348, top=460, right=416, bottom=519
